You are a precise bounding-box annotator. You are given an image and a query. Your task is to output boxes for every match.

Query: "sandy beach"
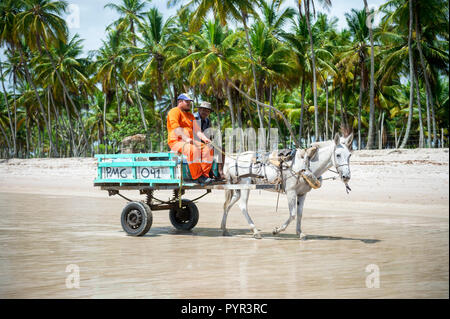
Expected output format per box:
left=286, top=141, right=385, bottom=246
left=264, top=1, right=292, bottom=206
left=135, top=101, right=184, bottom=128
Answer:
left=0, top=148, right=448, bottom=298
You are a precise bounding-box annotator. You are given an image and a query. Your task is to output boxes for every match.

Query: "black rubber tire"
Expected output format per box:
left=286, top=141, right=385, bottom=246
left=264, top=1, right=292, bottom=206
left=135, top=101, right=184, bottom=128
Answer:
left=169, top=199, right=199, bottom=230
left=121, top=201, right=153, bottom=236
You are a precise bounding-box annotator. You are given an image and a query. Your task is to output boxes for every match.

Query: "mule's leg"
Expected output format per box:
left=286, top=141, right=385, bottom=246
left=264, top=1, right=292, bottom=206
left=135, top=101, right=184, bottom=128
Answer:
left=296, top=194, right=307, bottom=240
left=273, top=190, right=297, bottom=235
left=221, top=190, right=241, bottom=236
left=238, top=189, right=262, bottom=239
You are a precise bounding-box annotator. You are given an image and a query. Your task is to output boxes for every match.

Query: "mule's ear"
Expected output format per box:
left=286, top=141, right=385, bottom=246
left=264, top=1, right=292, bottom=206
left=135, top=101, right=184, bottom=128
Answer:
left=334, top=133, right=340, bottom=145
left=345, top=133, right=354, bottom=148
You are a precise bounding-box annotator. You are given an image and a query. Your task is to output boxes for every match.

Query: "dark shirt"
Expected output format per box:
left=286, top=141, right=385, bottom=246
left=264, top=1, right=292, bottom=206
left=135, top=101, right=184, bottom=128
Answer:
left=193, top=112, right=211, bottom=132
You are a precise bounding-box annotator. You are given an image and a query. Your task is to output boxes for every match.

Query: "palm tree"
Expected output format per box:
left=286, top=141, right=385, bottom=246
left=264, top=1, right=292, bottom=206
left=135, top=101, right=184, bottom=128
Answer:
left=250, top=20, right=297, bottom=102
left=342, top=8, right=370, bottom=149
left=15, top=0, right=91, bottom=156
left=313, top=13, right=338, bottom=140
left=257, top=0, right=297, bottom=139
left=399, top=0, right=415, bottom=148
left=381, top=0, right=449, bottom=147
left=260, top=0, right=296, bottom=39
left=363, top=0, right=376, bottom=149
left=0, top=93, right=13, bottom=155
left=85, top=92, right=114, bottom=149
left=7, top=0, right=64, bottom=156
left=178, top=0, right=265, bottom=128
left=413, top=0, right=448, bottom=147
left=34, top=34, right=91, bottom=155
left=105, top=0, right=150, bottom=136
left=171, top=19, right=245, bottom=128
left=0, top=0, right=22, bottom=157
left=299, top=0, right=332, bottom=141
left=281, top=13, right=311, bottom=141
left=105, top=0, right=149, bottom=46
left=130, top=8, right=176, bottom=102
left=94, top=30, right=127, bottom=148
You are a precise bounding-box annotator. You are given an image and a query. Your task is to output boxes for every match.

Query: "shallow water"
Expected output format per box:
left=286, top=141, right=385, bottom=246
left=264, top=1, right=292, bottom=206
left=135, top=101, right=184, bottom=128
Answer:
left=0, top=191, right=448, bottom=298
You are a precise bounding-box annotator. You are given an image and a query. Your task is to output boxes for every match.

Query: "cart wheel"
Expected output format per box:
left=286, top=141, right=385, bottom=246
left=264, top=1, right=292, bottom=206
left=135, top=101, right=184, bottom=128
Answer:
left=121, top=201, right=153, bottom=236
left=169, top=200, right=199, bottom=231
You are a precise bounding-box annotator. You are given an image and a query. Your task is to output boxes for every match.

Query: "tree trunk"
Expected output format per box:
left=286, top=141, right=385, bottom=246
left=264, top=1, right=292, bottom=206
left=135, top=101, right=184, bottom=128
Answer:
left=325, top=78, right=329, bottom=140
left=339, top=87, right=349, bottom=130
left=215, top=98, right=222, bottom=132
left=400, top=0, right=415, bottom=149
left=18, top=45, right=58, bottom=157
left=358, top=82, right=362, bottom=150
left=267, top=84, right=273, bottom=146
left=0, top=122, right=11, bottom=156
left=305, top=2, right=319, bottom=141
left=332, top=86, right=337, bottom=136
left=166, top=79, right=175, bottom=108
left=50, top=90, right=61, bottom=154
left=379, top=111, right=385, bottom=149
left=47, top=87, right=53, bottom=155
left=364, top=0, right=376, bottom=149
left=12, top=71, right=18, bottom=157
left=41, top=37, right=90, bottom=154
left=241, top=11, right=264, bottom=129
left=415, top=11, right=435, bottom=147
left=299, top=75, right=306, bottom=144
left=38, top=126, right=42, bottom=157
left=225, top=81, right=236, bottom=129
left=50, top=88, right=70, bottom=147
left=0, top=61, right=15, bottom=156
left=236, top=98, right=243, bottom=129
left=116, top=82, right=121, bottom=124
left=429, top=84, right=437, bottom=147
left=414, top=68, right=425, bottom=148
left=133, top=82, right=148, bottom=131
left=358, top=63, right=365, bottom=150
left=25, top=109, right=30, bottom=158
left=159, top=111, right=165, bottom=151
left=63, top=91, right=77, bottom=156
left=228, top=80, right=300, bottom=148
left=103, top=92, right=108, bottom=153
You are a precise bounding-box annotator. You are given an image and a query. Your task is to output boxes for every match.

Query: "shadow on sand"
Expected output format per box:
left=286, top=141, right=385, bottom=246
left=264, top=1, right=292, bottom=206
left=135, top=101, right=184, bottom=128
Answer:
left=140, top=226, right=380, bottom=243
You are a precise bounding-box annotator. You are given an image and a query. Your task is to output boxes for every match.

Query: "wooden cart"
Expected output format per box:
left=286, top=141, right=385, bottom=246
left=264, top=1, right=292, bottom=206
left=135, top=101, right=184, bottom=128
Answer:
left=94, top=152, right=276, bottom=236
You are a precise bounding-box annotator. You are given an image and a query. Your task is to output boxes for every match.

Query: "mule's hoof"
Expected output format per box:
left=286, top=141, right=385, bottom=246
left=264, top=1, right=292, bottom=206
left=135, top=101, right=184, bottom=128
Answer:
left=299, top=233, right=307, bottom=240
left=222, top=230, right=232, bottom=237
left=253, top=232, right=262, bottom=239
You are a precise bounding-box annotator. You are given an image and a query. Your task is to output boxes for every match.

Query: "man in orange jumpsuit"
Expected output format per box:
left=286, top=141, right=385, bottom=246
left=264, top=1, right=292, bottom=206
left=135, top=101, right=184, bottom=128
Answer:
left=167, top=93, right=214, bottom=184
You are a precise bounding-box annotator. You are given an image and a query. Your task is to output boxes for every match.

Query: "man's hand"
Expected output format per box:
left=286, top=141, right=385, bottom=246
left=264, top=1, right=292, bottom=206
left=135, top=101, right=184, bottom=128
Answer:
left=197, top=131, right=211, bottom=145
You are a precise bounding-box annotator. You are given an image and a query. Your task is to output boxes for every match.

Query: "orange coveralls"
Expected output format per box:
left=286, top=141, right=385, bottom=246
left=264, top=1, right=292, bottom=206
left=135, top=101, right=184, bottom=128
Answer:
left=167, top=107, right=213, bottom=180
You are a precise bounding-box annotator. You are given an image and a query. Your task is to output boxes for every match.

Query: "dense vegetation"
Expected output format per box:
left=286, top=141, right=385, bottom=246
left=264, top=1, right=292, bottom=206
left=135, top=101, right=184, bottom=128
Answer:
left=0, top=0, right=448, bottom=158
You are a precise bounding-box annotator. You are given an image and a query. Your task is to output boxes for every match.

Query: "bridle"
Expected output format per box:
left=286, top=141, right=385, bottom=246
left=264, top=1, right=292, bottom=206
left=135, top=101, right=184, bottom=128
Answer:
left=330, top=144, right=351, bottom=177
left=330, top=143, right=352, bottom=193
left=287, top=143, right=352, bottom=193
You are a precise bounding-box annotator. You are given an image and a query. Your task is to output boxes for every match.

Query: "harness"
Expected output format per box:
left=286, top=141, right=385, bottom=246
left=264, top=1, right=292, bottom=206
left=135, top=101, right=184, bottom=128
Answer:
left=211, top=140, right=351, bottom=193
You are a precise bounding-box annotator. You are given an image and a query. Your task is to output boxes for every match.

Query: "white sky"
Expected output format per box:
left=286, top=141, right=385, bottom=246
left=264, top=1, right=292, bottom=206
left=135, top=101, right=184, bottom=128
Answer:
left=63, top=0, right=387, bottom=57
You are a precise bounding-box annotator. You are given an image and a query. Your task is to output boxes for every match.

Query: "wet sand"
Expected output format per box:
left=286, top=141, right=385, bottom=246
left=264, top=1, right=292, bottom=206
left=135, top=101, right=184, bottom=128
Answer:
left=0, top=149, right=448, bottom=298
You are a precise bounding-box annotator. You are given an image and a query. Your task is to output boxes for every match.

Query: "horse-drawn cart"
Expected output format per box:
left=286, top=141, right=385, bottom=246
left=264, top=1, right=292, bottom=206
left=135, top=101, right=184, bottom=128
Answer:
left=93, top=152, right=277, bottom=236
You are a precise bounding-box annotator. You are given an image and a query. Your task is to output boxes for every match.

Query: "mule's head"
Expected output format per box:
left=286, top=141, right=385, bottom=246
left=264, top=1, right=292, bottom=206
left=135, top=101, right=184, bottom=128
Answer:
left=333, top=133, right=353, bottom=183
